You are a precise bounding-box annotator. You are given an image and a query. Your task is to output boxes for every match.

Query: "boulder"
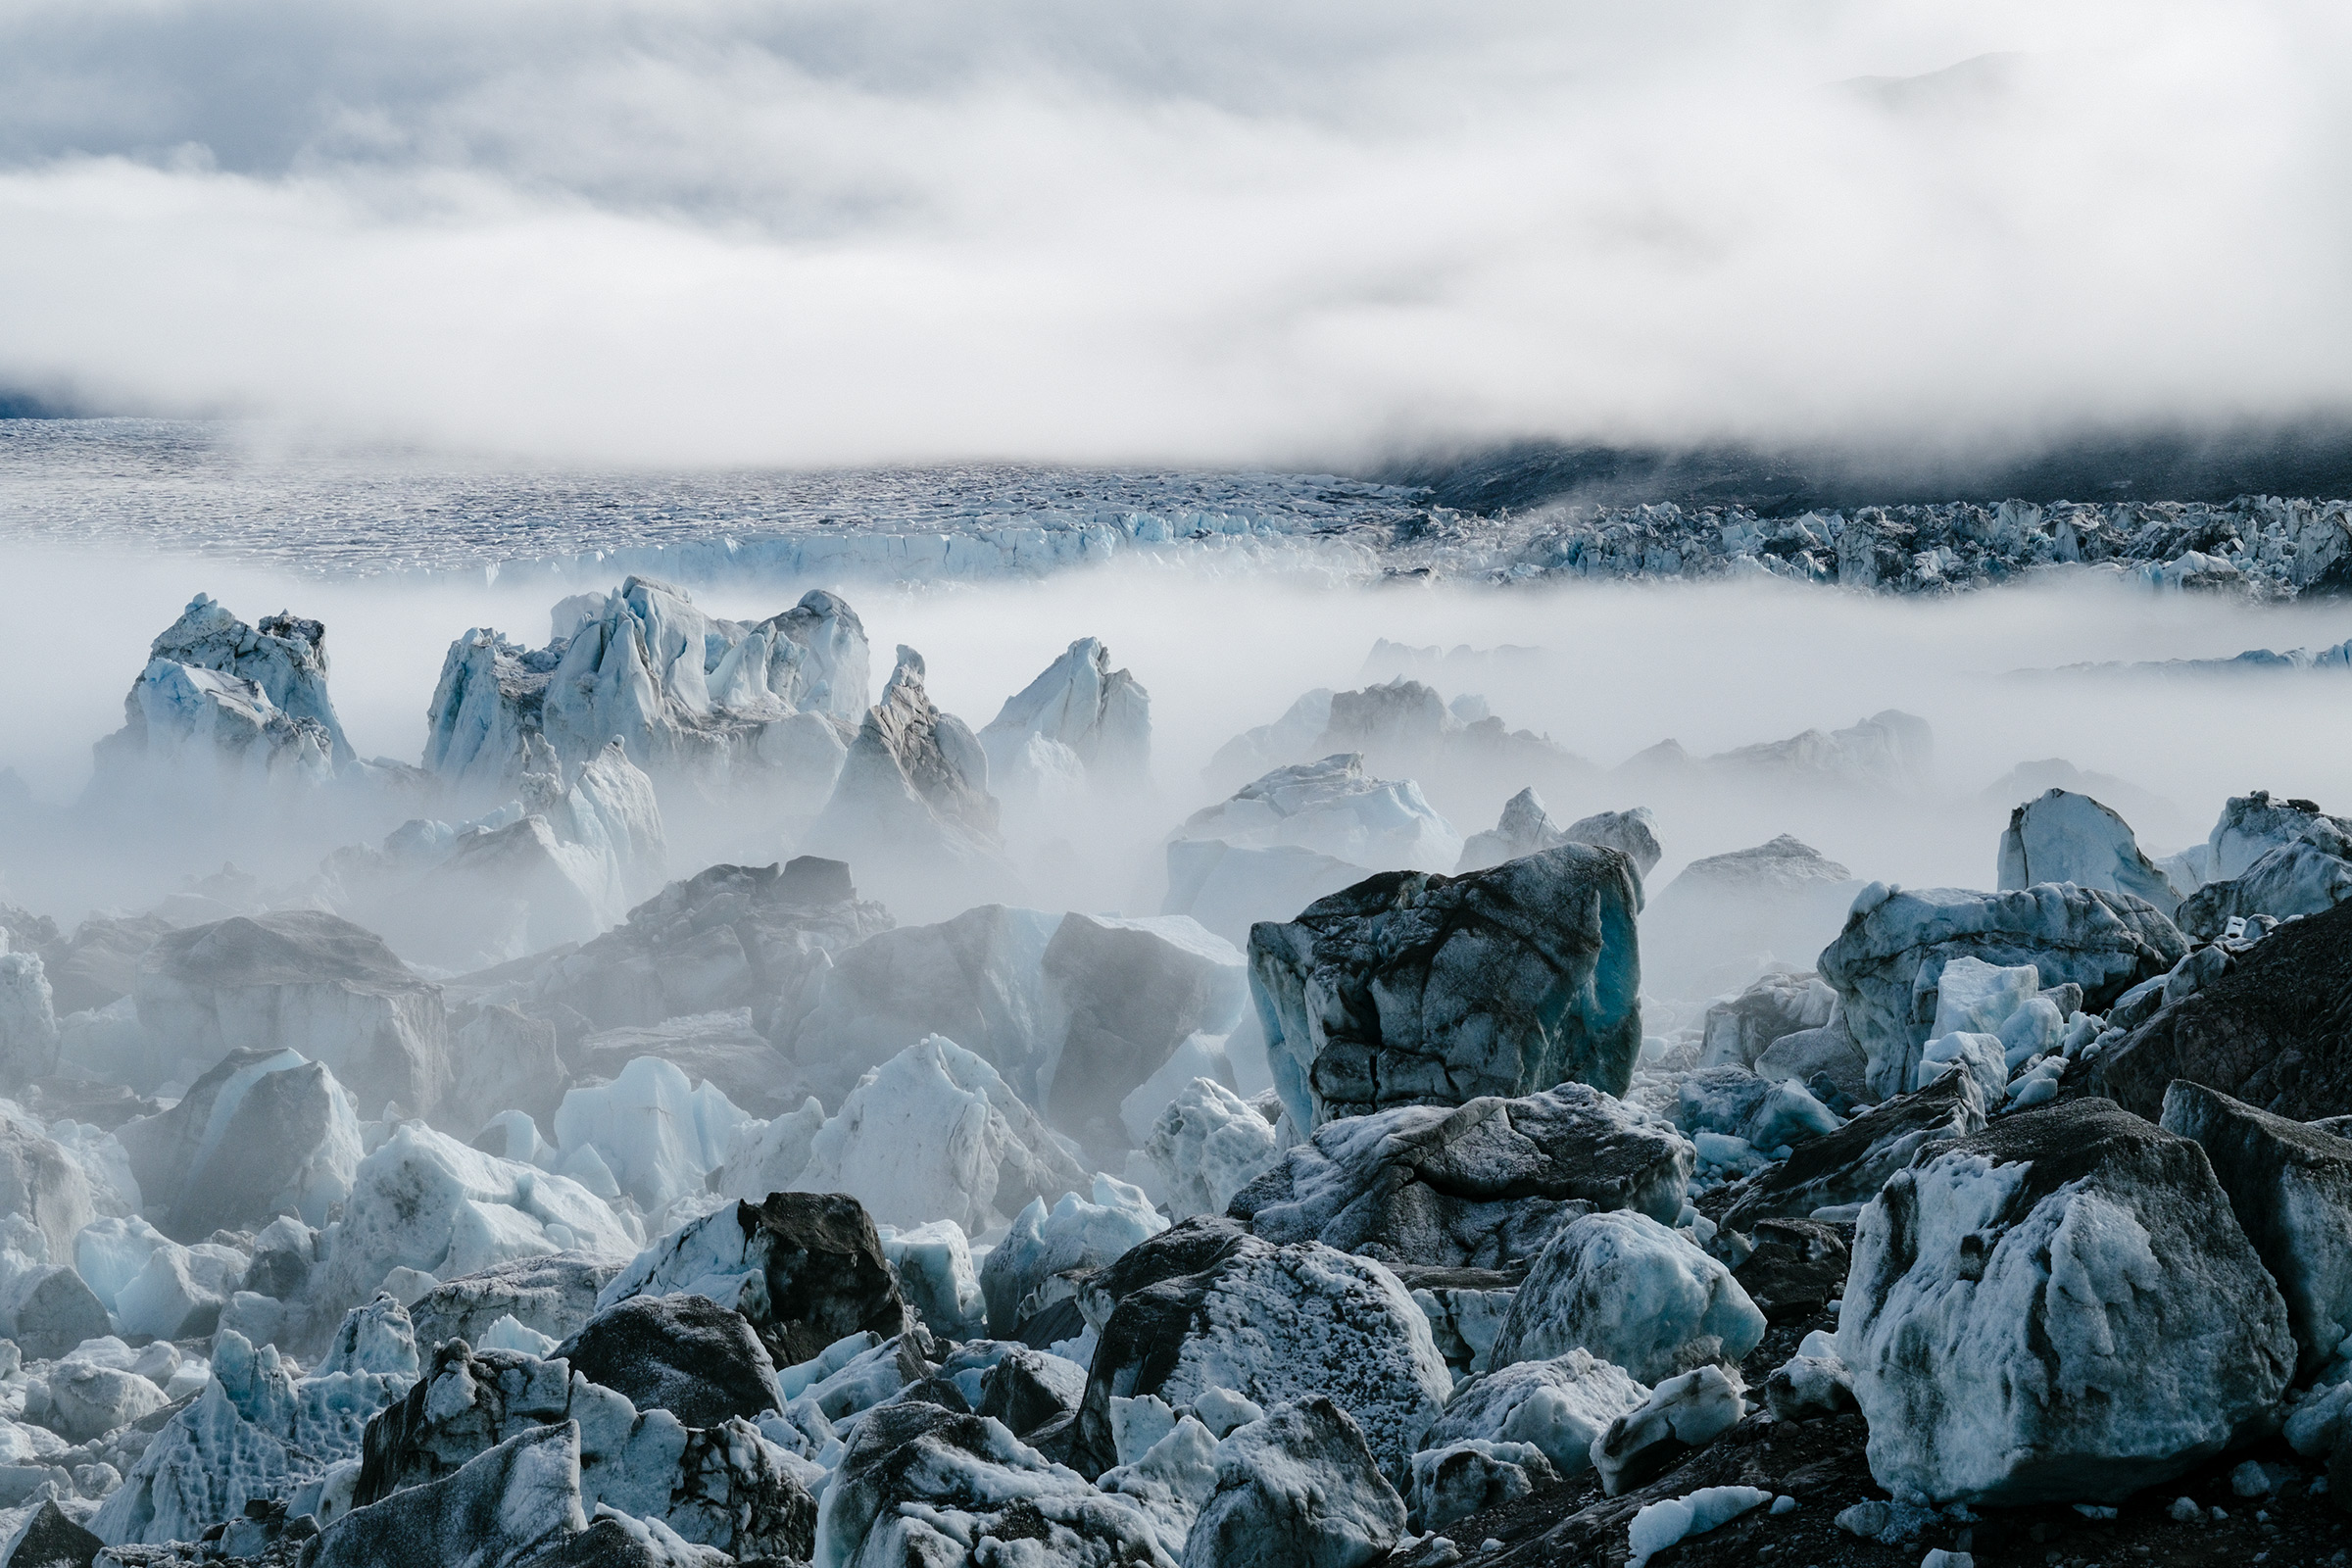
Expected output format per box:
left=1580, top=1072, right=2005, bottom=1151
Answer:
left=407, top=1253, right=621, bottom=1356
left=1997, top=788, right=2183, bottom=916
left=597, top=1192, right=909, bottom=1367
left=2160, top=1082, right=2352, bottom=1379
left=1249, top=844, right=1643, bottom=1128
left=819, top=1398, right=1169, bottom=1567
left=978, top=637, right=1152, bottom=787
left=1456, top=790, right=1660, bottom=879
left=1699, top=971, right=1837, bottom=1071
left=1489, top=1211, right=1765, bottom=1384
left=1817, top=881, right=2185, bottom=1100
left=791, top=1035, right=1088, bottom=1235
left=2079, top=898, right=2352, bottom=1120
left=1838, top=1098, right=2294, bottom=1504
left=1641, top=834, right=1861, bottom=1004
left=1228, top=1085, right=1691, bottom=1270
left=1590, top=1363, right=1746, bottom=1496
left=1182, top=1397, right=1405, bottom=1568
left=551, top=1294, right=781, bottom=1429
left=7, top=1500, right=103, bottom=1568
left=1730, top=1217, right=1851, bottom=1321
left=134, top=910, right=451, bottom=1121
left=534, top=857, right=892, bottom=1037
left=1712, top=1072, right=1988, bottom=1235
left=1418, top=1349, right=1650, bottom=1478
left=1073, top=1221, right=1451, bottom=1481
left=1409, top=1438, right=1556, bottom=1534
left=1144, top=1078, right=1281, bottom=1222
left=113, top=1047, right=363, bottom=1242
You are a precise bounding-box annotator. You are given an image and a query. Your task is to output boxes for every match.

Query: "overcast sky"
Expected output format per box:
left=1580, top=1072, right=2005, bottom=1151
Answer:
left=0, top=0, right=2344, bottom=467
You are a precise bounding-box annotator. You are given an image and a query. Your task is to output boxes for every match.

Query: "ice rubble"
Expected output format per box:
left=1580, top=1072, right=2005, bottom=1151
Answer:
left=1249, top=844, right=1643, bottom=1126
left=423, top=578, right=868, bottom=806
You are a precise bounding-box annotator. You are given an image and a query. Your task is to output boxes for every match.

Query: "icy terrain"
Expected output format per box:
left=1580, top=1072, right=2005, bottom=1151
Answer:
left=4, top=442, right=2352, bottom=1566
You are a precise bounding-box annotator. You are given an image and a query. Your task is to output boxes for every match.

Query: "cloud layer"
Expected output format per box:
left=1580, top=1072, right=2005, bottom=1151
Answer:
left=0, top=0, right=2345, bottom=466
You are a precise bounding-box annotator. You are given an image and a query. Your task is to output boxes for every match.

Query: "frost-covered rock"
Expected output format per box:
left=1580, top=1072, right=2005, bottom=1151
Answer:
left=2160, top=1082, right=2352, bottom=1380
left=1698, top=970, right=1837, bottom=1071
left=1590, top=1363, right=1747, bottom=1496
left=1172, top=754, right=1461, bottom=882
left=1491, top=1211, right=1764, bottom=1384
left=1185, top=1397, right=1405, bottom=1568
left=551, top=1056, right=751, bottom=1214
left=1457, top=791, right=1660, bottom=880
left=1144, top=1078, right=1281, bottom=1222
left=425, top=579, right=867, bottom=806
left=303, top=1123, right=635, bottom=1348
left=410, top=1252, right=624, bottom=1355
left=599, top=1192, right=909, bottom=1366
left=134, top=910, right=451, bottom=1122
left=1074, top=1220, right=1450, bottom=1482
left=1420, top=1349, right=1650, bottom=1478
left=979, top=637, right=1151, bottom=788
left=1230, top=1085, right=1690, bottom=1269
left=1712, top=1072, right=1987, bottom=1235
left=1249, top=844, right=1642, bottom=1126
left=1642, top=835, right=1862, bottom=1004
left=1764, top=1328, right=1856, bottom=1422
left=1817, top=881, right=2185, bottom=1100
left=115, top=1047, right=361, bottom=1243
left=806, top=646, right=1005, bottom=897
left=1624, top=1484, right=1772, bottom=1567
left=91, top=596, right=349, bottom=790
left=980, top=1175, right=1168, bottom=1339
left=817, top=1398, right=1171, bottom=1568
left=2079, top=899, right=2352, bottom=1120
left=534, top=857, right=892, bottom=1038
left=792, top=1035, right=1087, bottom=1235
left=1997, top=788, right=2184, bottom=916
left=1839, top=1098, right=2294, bottom=1504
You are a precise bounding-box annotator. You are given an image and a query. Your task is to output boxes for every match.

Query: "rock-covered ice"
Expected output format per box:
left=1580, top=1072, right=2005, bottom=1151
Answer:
left=1249, top=844, right=1643, bottom=1126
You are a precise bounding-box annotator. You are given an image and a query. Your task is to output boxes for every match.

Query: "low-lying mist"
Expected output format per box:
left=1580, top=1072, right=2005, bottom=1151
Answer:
left=4, top=547, right=2346, bottom=961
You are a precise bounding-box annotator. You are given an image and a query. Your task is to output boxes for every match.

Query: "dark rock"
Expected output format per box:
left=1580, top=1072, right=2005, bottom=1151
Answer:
left=315, top=1422, right=584, bottom=1568
left=551, top=1293, right=781, bottom=1429
left=6, top=1497, right=102, bottom=1568
left=2082, top=899, right=2352, bottom=1120
left=1228, top=1084, right=1692, bottom=1269
left=1249, top=844, right=1643, bottom=1127
left=977, top=1348, right=1086, bottom=1439
left=1731, top=1218, right=1851, bottom=1321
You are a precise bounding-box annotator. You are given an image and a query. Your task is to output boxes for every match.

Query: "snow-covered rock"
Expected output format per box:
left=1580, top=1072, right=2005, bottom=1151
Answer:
left=1714, top=1072, right=1988, bottom=1234
left=2160, top=1082, right=2352, bottom=1380
left=817, top=1398, right=1171, bottom=1568
left=599, top=1192, right=910, bottom=1366
left=1839, top=1098, right=2294, bottom=1504
left=1249, top=844, right=1643, bottom=1127
left=134, top=910, right=451, bottom=1121
left=1075, top=1220, right=1450, bottom=1482
left=1997, top=788, right=2183, bottom=915
left=791, top=1035, right=1088, bottom=1235
left=1420, top=1349, right=1650, bottom=1479
left=1590, top=1363, right=1747, bottom=1496
left=979, top=637, right=1151, bottom=788
left=535, top=856, right=893, bottom=1038
left=115, top=1047, right=362, bottom=1242
left=1699, top=970, right=1837, bottom=1071
left=1144, top=1079, right=1281, bottom=1222
left=91, top=596, right=349, bottom=791
left=303, top=1123, right=635, bottom=1348
left=1764, top=1329, right=1856, bottom=1422
left=312, top=1420, right=588, bottom=1568
left=1231, top=1085, right=1690, bottom=1269
left=1642, top=834, right=1862, bottom=1004
left=1171, top=754, right=1461, bottom=883
left=1817, top=881, right=2185, bottom=1100
left=1185, top=1397, right=1406, bottom=1568
left=981, top=1175, right=1168, bottom=1339
left=1491, top=1211, right=1764, bottom=1385
left=1624, top=1484, right=1771, bottom=1568
left=1456, top=790, right=1660, bottom=878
